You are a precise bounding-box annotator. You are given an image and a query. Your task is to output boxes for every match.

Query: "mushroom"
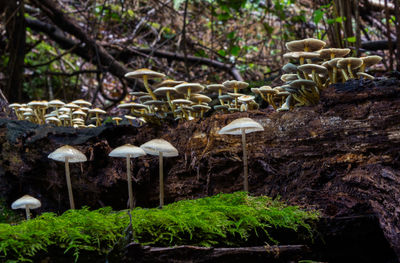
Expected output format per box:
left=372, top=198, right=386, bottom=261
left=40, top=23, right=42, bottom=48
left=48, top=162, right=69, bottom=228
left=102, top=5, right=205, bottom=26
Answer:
left=174, top=82, right=205, bottom=100
left=11, top=195, right=41, bottom=220
left=360, top=55, right=382, bottom=72
left=218, top=117, right=264, bottom=192
left=112, top=117, right=122, bottom=125
left=337, top=58, right=363, bottom=80
left=109, top=144, right=146, bottom=209
left=125, top=68, right=166, bottom=100
left=48, top=145, right=87, bottom=209
left=88, top=108, right=106, bottom=127
left=140, top=139, right=178, bottom=207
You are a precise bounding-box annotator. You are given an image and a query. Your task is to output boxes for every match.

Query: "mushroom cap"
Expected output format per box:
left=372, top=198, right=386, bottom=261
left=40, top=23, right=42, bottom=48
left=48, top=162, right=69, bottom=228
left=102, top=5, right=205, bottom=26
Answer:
left=206, top=84, right=227, bottom=92
left=238, top=95, right=255, bottom=102
left=290, top=79, right=316, bottom=88
left=327, top=58, right=342, bottom=67
left=190, top=94, right=212, bottom=103
left=72, top=99, right=92, bottom=107
left=9, top=103, right=22, bottom=108
left=251, top=88, right=260, bottom=94
left=259, top=86, right=278, bottom=95
left=27, top=101, right=48, bottom=108
left=125, top=115, right=137, bottom=120
left=174, top=83, right=205, bottom=94
left=155, top=79, right=184, bottom=88
left=318, top=48, right=351, bottom=59
left=357, top=72, right=375, bottom=80
left=46, top=117, right=61, bottom=123
left=138, top=95, right=153, bottom=103
left=222, top=80, right=249, bottom=91
left=281, top=74, right=299, bottom=82
left=58, top=114, right=70, bottom=120
left=11, top=195, right=41, bottom=210
left=48, top=100, right=65, bottom=107
left=109, top=144, right=146, bottom=158
left=285, top=38, right=326, bottom=52
left=112, top=117, right=123, bottom=121
left=337, top=58, right=363, bottom=69
left=124, top=68, right=166, bottom=79
left=282, top=63, right=298, bottom=73
left=154, top=87, right=178, bottom=96
left=297, top=64, right=328, bottom=74
left=72, top=110, right=87, bottom=116
left=192, top=104, right=211, bottom=111
left=140, top=139, right=178, bottom=157
left=219, top=117, right=264, bottom=135
left=48, top=145, right=87, bottom=163
left=64, top=103, right=80, bottom=109
left=218, top=94, right=233, bottom=101
left=89, top=108, right=107, bottom=114
left=283, top=51, right=320, bottom=60
left=172, top=99, right=193, bottom=105
left=361, top=55, right=382, bottom=67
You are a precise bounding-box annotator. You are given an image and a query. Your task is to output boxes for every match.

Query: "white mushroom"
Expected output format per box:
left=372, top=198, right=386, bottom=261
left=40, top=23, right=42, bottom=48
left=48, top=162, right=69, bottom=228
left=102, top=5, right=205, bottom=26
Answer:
left=219, top=118, right=264, bottom=192
left=11, top=195, right=41, bottom=220
left=48, top=145, right=87, bottom=209
left=140, top=139, right=178, bottom=207
left=109, top=144, right=146, bottom=209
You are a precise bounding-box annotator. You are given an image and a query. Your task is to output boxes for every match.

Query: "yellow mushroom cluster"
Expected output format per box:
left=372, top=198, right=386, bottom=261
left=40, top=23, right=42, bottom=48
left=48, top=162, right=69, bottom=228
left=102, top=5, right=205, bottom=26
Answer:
left=252, top=38, right=382, bottom=111
left=8, top=99, right=109, bottom=128
left=121, top=69, right=257, bottom=122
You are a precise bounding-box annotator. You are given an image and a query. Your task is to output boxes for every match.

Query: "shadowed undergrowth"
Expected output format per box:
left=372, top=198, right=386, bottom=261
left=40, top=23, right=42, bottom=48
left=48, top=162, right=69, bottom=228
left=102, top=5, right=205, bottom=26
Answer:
left=0, top=192, right=319, bottom=262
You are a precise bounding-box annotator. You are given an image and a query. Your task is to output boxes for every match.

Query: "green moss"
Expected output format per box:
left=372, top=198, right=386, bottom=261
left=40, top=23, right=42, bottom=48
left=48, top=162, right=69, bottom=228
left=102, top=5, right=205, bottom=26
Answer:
left=0, top=192, right=319, bottom=262
left=0, top=199, right=22, bottom=224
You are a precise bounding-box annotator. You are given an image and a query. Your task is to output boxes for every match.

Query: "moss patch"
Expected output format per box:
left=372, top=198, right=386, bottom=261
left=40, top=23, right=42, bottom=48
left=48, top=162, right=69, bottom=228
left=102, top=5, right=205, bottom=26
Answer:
left=0, top=192, right=319, bottom=262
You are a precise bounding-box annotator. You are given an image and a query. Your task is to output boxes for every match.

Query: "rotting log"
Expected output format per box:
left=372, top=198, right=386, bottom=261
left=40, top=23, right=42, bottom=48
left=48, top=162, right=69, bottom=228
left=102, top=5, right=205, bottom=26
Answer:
left=124, top=244, right=309, bottom=263
left=0, top=77, right=400, bottom=261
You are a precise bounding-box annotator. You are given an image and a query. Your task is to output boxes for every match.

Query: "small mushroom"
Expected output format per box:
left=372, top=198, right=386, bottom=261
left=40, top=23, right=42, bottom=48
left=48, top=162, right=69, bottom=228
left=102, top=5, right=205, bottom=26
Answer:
left=218, top=118, right=264, bottom=192
left=109, top=144, right=146, bottom=209
left=125, top=68, right=166, bottom=100
left=140, top=139, right=178, bottom=207
left=11, top=195, right=41, bottom=220
left=112, top=117, right=123, bottom=125
left=48, top=145, right=87, bottom=209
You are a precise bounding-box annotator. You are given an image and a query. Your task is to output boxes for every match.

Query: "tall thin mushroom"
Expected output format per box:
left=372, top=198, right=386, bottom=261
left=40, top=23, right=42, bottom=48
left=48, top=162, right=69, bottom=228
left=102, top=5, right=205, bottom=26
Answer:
left=140, top=139, right=178, bottom=208
left=48, top=145, right=87, bottom=209
left=218, top=118, right=264, bottom=192
left=109, top=144, right=146, bottom=209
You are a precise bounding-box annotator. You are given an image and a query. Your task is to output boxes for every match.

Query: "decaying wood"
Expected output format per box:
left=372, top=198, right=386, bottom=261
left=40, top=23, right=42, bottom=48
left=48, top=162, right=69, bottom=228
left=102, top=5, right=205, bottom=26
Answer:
left=1, top=78, right=400, bottom=261
left=124, top=244, right=309, bottom=262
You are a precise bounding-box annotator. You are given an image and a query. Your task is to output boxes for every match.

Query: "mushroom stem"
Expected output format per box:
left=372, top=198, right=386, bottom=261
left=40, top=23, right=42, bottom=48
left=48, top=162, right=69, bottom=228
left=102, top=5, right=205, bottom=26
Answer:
left=25, top=206, right=31, bottom=220
left=143, top=75, right=157, bottom=100
left=241, top=128, right=248, bottom=192
left=340, top=68, right=349, bottom=81
left=347, top=63, right=355, bottom=79
left=126, top=155, right=134, bottom=210
left=218, top=89, right=225, bottom=106
left=65, top=158, right=75, bottom=209
left=159, top=152, right=164, bottom=208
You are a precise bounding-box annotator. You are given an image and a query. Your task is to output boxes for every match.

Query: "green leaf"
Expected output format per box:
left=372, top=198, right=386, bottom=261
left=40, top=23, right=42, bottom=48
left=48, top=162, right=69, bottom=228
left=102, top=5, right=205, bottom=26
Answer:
left=217, top=49, right=226, bottom=57
left=230, top=45, right=240, bottom=56
left=173, top=0, right=185, bottom=10
left=313, top=10, right=324, bottom=24
left=346, top=36, right=356, bottom=43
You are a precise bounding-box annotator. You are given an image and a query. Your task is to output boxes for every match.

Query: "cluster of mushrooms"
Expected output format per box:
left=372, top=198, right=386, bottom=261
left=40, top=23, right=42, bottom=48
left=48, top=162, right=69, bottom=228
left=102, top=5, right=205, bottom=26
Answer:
left=119, top=69, right=259, bottom=123
left=252, top=38, right=382, bottom=111
left=8, top=99, right=113, bottom=128
left=12, top=117, right=264, bottom=219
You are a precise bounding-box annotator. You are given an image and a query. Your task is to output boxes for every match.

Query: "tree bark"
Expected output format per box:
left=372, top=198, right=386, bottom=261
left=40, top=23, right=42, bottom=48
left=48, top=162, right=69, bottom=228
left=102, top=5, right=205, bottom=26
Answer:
left=4, top=0, right=25, bottom=102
